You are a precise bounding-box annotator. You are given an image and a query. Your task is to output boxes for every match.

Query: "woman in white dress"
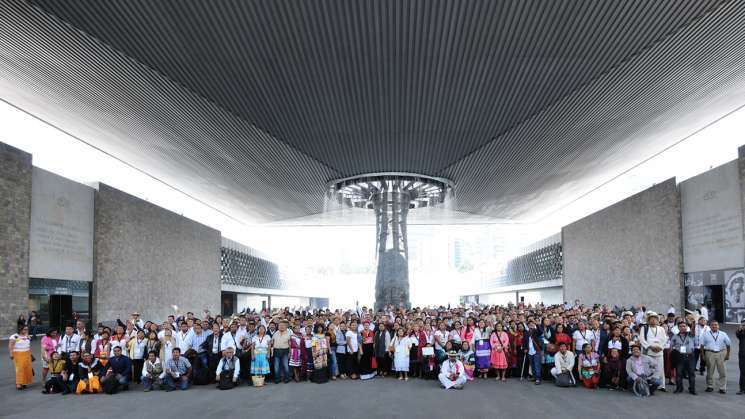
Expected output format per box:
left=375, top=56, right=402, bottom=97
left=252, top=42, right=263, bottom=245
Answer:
left=390, top=328, right=413, bottom=380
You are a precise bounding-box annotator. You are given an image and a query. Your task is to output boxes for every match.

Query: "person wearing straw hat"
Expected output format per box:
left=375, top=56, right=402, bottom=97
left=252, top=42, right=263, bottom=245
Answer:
left=639, top=311, right=667, bottom=391
left=438, top=351, right=466, bottom=389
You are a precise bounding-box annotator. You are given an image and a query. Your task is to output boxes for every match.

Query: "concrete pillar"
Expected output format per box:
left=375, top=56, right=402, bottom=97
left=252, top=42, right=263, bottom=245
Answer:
left=0, top=142, right=32, bottom=336
left=737, top=145, right=745, bottom=263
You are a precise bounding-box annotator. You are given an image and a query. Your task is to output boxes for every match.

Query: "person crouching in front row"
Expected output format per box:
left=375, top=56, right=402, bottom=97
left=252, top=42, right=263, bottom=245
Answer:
left=626, top=344, right=661, bottom=396
left=101, top=346, right=131, bottom=393
left=216, top=347, right=240, bottom=389
left=164, top=347, right=192, bottom=391
left=76, top=352, right=105, bottom=394
left=439, top=351, right=467, bottom=390
left=142, top=351, right=165, bottom=391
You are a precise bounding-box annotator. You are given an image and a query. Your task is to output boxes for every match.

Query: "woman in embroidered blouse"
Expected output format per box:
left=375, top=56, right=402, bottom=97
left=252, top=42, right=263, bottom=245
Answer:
left=390, top=327, right=413, bottom=380
left=578, top=343, right=601, bottom=389
left=490, top=322, right=509, bottom=381
left=510, top=322, right=526, bottom=378
left=290, top=325, right=304, bottom=382
left=359, top=321, right=377, bottom=380
left=94, top=329, right=111, bottom=359
left=9, top=325, right=33, bottom=390
left=459, top=340, right=476, bottom=381
left=310, top=324, right=330, bottom=383
left=462, top=317, right=476, bottom=345
left=251, top=325, right=271, bottom=380
left=109, top=325, right=127, bottom=357
left=474, top=319, right=491, bottom=379
left=554, top=324, right=573, bottom=353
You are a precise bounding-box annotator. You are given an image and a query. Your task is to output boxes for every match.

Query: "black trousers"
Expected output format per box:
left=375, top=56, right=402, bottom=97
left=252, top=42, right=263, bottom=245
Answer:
left=739, top=354, right=745, bottom=392
left=676, top=354, right=696, bottom=392
left=336, top=352, right=348, bottom=375
left=376, top=355, right=390, bottom=374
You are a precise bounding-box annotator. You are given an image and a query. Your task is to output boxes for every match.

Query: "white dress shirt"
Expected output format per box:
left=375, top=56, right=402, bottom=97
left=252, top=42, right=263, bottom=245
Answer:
left=57, top=333, right=81, bottom=354
left=176, top=330, right=194, bottom=352
left=220, top=332, right=240, bottom=351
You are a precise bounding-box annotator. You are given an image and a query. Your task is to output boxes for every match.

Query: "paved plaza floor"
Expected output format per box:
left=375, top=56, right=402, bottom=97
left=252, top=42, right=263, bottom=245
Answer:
left=2, top=331, right=743, bottom=419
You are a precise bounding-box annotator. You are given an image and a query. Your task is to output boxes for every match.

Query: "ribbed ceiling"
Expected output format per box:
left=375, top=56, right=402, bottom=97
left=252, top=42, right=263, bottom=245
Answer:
left=2, top=0, right=745, bottom=224
left=30, top=0, right=726, bottom=175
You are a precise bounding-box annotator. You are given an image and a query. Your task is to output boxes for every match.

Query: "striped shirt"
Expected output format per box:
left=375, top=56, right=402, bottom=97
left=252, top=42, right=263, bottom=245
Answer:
left=191, top=330, right=213, bottom=353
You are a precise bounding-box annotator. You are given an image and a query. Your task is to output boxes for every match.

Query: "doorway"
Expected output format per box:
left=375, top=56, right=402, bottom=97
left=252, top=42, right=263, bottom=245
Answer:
left=48, top=295, right=73, bottom=330
left=704, top=285, right=724, bottom=323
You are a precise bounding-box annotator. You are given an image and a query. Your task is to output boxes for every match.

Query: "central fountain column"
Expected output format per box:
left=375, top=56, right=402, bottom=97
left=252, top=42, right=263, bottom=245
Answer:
left=327, top=173, right=453, bottom=312
left=372, top=181, right=411, bottom=311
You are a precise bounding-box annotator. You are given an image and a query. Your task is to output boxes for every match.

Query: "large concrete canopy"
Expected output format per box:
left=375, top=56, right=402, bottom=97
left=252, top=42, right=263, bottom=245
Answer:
left=2, top=0, right=745, bottom=224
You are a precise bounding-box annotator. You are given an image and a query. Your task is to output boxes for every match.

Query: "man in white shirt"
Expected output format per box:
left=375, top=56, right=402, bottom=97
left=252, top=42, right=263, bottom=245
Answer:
left=550, top=342, right=575, bottom=384
left=639, top=312, right=667, bottom=391
left=438, top=351, right=467, bottom=390
left=220, top=322, right=242, bottom=353
left=695, top=316, right=710, bottom=375
left=215, top=347, right=240, bottom=389
left=57, top=326, right=81, bottom=359
left=175, top=322, right=194, bottom=354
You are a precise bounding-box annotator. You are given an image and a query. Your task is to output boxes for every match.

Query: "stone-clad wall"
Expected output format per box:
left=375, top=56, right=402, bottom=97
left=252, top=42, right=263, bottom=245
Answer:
left=93, top=184, right=220, bottom=324
left=0, top=144, right=32, bottom=336
left=562, top=178, right=684, bottom=312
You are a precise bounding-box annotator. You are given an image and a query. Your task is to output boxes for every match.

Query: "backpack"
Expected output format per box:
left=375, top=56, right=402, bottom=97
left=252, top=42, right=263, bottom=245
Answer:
left=193, top=366, right=212, bottom=385
left=633, top=378, right=651, bottom=397
left=102, top=376, right=120, bottom=394
left=217, top=370, right=235, bottom=390
left=554, top=371, right=575, bottom=387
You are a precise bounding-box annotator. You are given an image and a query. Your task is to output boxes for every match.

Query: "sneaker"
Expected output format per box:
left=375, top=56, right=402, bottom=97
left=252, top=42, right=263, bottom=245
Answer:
left=719, top=390, right=726, bottom=394
left=705, top=387, right=714, bottom=392
left=144, top=388, right=152, bottom=392
left=535, top=380, right=541, bottom=385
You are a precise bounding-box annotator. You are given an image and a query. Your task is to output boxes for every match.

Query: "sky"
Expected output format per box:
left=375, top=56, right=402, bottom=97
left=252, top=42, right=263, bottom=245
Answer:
left=2, top=99, right=745, bottom=306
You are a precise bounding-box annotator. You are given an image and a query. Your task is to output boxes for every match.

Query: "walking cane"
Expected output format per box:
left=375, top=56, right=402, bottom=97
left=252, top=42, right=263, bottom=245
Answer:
left=519, top=353, right=528, bottom=382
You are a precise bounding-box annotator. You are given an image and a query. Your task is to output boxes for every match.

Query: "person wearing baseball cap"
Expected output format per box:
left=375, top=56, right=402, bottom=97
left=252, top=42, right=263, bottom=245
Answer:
left=439, top=351, right=466, bottom=390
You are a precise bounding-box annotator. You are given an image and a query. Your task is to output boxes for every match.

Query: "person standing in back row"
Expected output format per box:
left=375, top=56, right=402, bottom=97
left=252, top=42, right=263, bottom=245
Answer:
left=700, top=320, right=731, bottom=394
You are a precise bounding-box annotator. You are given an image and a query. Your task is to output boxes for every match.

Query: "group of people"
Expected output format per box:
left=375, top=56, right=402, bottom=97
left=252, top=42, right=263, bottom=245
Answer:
left=8, top=301, right=745, bottom=397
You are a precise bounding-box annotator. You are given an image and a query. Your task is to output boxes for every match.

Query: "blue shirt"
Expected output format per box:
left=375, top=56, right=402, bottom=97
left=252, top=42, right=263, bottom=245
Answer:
left=191, top=330, right=212, bottom=353
left=700, top=330, right=731, bottom=352
left=108, top=355, right=132, bottom=376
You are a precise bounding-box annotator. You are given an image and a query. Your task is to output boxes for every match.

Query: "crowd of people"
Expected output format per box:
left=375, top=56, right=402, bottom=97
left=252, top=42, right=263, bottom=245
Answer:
left=8, top=301, right=745, bottom=397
